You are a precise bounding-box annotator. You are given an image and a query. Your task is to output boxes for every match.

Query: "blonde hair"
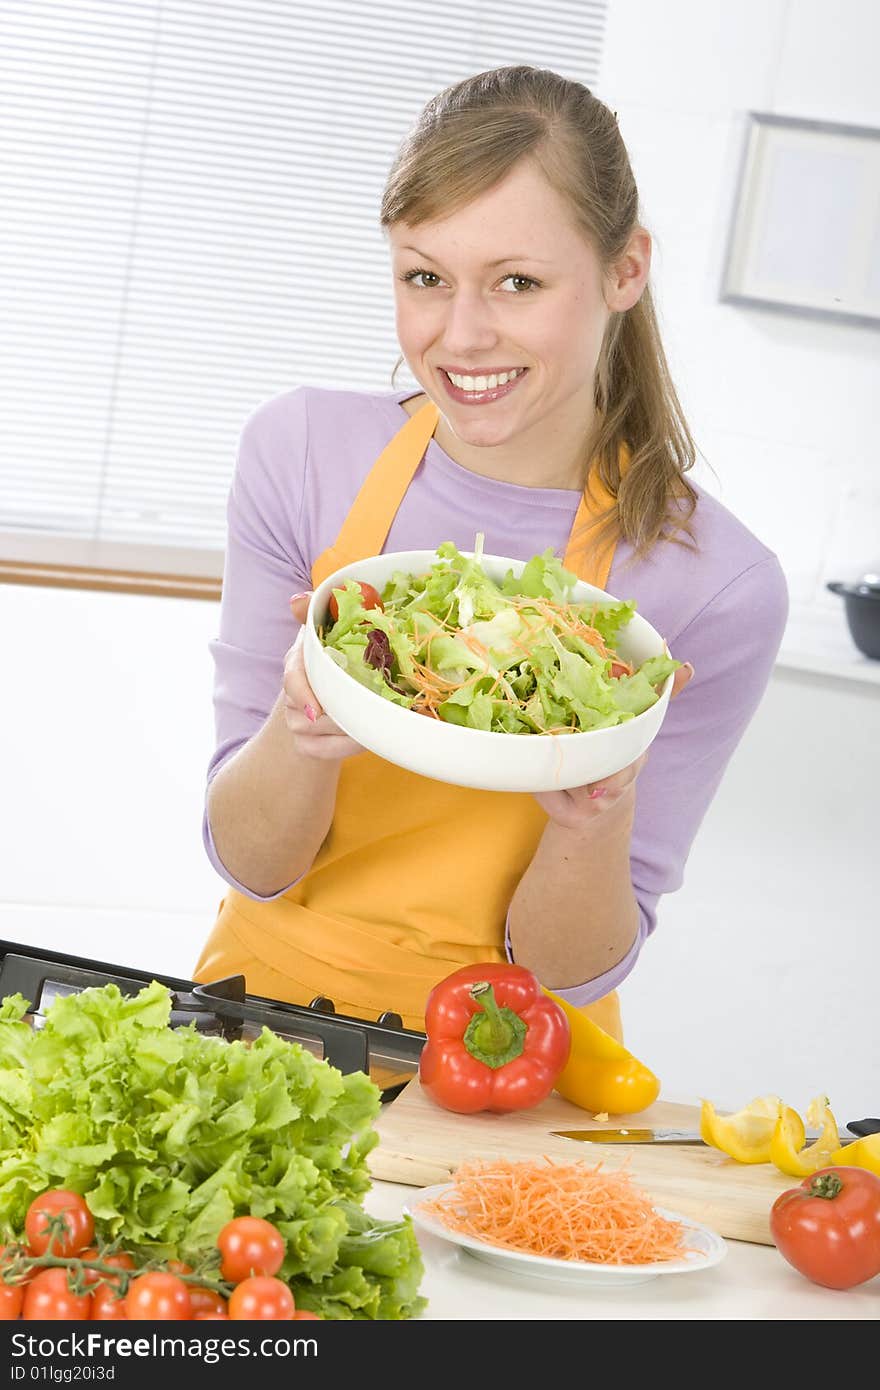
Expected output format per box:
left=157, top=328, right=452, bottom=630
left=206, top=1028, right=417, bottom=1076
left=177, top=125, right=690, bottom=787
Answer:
left=380, top=65, right=698, bottom=558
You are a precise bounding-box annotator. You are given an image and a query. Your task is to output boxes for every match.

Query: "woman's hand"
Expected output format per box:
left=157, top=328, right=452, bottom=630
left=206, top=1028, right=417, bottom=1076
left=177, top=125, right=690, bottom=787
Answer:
left=282, top=593, right=365, bottom=760
left=533, top=662, right=694, bottom=831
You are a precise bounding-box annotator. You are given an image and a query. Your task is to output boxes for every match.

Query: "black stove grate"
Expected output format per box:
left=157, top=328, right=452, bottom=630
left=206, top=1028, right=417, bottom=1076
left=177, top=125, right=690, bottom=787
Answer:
left=0, top=939, right=425, bottom=1101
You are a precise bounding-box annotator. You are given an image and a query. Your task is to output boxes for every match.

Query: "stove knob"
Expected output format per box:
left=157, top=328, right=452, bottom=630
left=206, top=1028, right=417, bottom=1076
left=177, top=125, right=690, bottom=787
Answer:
left=308, top=995, right=336, bottom=1013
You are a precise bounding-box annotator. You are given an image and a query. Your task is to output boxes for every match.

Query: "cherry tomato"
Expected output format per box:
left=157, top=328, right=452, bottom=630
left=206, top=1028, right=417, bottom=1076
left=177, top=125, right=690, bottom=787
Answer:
left=217, top=1217, right=285, bottom=1282
left=770, top=1166, right=880, bottom=1289
left=99, top=1251, right=136, bottom=1283
left=327, top=580, right=384, bottom=622
left=0, top=1284, right=24, bottom=1320
left=74, top=1248, right=101, bottom=1288
left=166, top=1260, right=193, bottom=1276
left=25, top=1189, right=94, bottom=1258
left=188, top=1287, right=227, bottom=1317
left=124, top=1271, right=192, bottom=1320
left=292, top=1309, right=322, bottom=1319
left=23, top=1268, right=91, bottom=1321
left=194, top=1311, right=229, bottom=1320
left=227, top=1276, right=295, bottom=1320
left=90, top=1284, right=128, bottom=1320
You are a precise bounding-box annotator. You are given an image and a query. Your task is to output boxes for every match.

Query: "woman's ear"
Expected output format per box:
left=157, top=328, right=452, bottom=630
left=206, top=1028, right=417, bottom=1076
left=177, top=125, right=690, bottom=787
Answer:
left=604, top=227, right=652, bottom=313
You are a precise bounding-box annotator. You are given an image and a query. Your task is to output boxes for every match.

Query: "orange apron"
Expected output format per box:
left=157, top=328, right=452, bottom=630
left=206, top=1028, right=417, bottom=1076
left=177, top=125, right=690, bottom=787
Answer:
left=194, top=397, right=625, bottom=1039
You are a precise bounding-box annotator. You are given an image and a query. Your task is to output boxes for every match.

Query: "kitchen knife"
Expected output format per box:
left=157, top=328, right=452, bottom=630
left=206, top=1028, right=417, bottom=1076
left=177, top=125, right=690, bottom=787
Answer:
left=550, top=1126, right=857, bottom=1145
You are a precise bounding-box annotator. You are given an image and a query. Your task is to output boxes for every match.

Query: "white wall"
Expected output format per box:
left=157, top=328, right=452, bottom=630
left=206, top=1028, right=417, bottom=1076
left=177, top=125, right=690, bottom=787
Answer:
left=598, top=0, right=880, bottom=625
left=2, top=0, right=878, bottom=1127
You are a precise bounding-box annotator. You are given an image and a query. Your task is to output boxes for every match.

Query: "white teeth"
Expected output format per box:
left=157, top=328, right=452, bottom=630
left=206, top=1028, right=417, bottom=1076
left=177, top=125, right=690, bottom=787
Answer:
left=446, top=368, right=524, bottom=391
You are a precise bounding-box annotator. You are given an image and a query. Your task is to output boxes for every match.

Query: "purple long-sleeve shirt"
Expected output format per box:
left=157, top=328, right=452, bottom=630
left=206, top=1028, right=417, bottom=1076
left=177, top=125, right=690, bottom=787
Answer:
left=204, top=385, right=788, bottom=1005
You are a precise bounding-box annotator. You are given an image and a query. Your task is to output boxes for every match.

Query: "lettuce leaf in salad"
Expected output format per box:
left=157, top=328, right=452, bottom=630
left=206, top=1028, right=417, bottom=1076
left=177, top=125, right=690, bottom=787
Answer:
left=319, top=536, right=680, bottom=734
left=0, top=980, right=426, bottom=1320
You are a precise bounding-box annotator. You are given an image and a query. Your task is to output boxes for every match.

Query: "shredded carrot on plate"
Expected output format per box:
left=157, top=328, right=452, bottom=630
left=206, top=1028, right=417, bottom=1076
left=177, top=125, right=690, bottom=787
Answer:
left=417, top=1157, right=695, bottom=1265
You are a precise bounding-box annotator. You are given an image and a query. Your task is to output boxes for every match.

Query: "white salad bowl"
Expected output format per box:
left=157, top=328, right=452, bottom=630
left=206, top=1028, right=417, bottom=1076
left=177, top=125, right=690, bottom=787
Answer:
left=302, top=549, right=675, bottom=794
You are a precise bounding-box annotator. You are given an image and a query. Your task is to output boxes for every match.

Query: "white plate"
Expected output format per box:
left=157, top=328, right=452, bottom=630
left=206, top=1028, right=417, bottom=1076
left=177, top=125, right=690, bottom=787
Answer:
left=405, top=1182, right=727, bottom=1287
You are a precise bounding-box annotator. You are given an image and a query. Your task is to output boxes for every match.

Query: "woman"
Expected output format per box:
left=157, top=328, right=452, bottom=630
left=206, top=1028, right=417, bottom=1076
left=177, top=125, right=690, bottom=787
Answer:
left=193, top=66, right=788, bottom=1039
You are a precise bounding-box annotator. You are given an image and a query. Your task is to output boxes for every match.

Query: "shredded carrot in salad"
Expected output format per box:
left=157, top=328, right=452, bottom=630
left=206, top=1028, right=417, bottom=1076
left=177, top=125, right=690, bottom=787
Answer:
left=418, top=1158, right=694, bottom=1265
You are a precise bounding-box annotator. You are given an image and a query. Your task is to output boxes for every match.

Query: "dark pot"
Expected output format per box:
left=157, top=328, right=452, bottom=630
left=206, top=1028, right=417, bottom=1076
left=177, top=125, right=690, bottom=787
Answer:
left=827, top=576, right=880, bottom=660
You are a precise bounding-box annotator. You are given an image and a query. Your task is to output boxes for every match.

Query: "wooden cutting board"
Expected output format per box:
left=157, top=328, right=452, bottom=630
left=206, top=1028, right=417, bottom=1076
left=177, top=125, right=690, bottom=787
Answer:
left=368, top=1079, right=796, bottom=1245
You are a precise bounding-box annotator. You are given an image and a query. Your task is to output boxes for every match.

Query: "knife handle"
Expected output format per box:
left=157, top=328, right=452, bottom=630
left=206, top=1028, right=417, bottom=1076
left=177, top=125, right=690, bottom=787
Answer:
left=847, top=1117, right=880, bottom=1137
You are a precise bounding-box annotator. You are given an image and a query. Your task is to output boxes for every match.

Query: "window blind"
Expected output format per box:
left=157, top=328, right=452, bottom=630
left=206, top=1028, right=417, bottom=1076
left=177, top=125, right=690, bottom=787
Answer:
left=0, top=0, right=607, bottom=593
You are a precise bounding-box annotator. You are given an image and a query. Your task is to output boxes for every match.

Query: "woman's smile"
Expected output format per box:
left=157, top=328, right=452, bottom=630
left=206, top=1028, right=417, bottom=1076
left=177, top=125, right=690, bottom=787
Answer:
left=439, top=365, right=529, bottom=405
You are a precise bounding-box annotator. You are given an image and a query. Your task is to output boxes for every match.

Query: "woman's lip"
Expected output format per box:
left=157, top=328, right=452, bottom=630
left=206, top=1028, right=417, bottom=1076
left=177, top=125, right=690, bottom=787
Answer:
left=439, top=367, right=529, bottom=405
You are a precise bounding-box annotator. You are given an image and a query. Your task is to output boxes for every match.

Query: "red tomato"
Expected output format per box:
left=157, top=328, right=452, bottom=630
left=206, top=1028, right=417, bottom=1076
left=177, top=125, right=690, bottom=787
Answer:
left=23, top=1268, right=91, bottom=1321
left=228, top=1276, right=295, bottom=1321
left=194, top=1311, right=229, bottom=1320
left=124, top=1272, right=192, bottom=1321
left=76, top=1247, right=136, bottom=1295
left=90, top=1284, right=128, bottom=1321
left=292, top=1309, right=322, bottom=1319
left=25, top=1190, right=94, bottom=1258
left=770, top=1166, right=880, bottom=1289
left=0, top=1284, right=24, bottom=1320
left=188, top=1287, right=227, bottom=1317
left=327, top=580, right=384, bottom=622
left=99, top=1251, right=136, bottom=1283
left=76, top=1248, right=103, bottom=1288
left=217, top=1217, right=285, bottom=1282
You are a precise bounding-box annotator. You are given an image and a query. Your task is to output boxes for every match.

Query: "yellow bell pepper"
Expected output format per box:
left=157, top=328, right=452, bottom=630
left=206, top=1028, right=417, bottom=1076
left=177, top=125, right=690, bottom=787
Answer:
left=829, top=1132, right=880, bottom=1177
left=541, top=987, right=660, bottom=1115
left=769, top=1095, right=841, bottom=1177
left=700, top=1094, right=806, bottom=1163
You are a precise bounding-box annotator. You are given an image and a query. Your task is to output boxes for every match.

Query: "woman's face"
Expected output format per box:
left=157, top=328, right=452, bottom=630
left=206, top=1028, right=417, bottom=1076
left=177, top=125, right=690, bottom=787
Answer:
left=388, top=159, right=643, bottom=454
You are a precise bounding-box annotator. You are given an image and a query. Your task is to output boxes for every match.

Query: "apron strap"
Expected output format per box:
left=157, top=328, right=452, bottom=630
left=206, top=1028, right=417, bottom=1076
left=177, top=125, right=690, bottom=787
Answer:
left=311, top=399, right=441, bottom=587
left=563, top=459, right=622, bottom=589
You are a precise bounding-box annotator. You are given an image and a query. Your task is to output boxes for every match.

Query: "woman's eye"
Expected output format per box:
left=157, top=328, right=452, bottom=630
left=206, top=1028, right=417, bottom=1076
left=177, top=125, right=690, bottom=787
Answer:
left=403, top=270, right=441, bottom=288
left=500, top=275, right=540, bottom=293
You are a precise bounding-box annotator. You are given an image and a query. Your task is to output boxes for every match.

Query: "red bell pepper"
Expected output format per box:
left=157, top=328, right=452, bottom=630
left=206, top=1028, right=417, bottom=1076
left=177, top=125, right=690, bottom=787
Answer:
left=419, top=963, right=571, bottom=1114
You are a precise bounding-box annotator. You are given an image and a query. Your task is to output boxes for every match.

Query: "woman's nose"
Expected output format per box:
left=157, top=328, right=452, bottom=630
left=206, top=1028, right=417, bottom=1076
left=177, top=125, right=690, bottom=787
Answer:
left=439, top=290, right=499, bottom=355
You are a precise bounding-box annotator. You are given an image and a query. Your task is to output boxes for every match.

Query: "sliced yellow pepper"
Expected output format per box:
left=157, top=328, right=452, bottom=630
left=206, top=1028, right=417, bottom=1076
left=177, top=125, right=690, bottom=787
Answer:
left=770, top=1095, right=841, bottom=1177
left=700, top=1095, right=806, bottom=1163
left=542, top=987, right=661, bottom=1115
left=829, top=1132, right=880, bottom=1177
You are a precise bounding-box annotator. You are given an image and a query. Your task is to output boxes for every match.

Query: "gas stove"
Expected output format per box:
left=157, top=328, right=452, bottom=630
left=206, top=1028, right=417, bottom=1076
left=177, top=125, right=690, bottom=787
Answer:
left=0, top=939, right=425, bottom=1102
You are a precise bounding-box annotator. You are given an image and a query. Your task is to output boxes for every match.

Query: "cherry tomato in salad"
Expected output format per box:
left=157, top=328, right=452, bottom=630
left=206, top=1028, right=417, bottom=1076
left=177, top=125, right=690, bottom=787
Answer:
left=25, top=1190, right=94, bottom=1258
left=124, top=1271, right=192, bottom=1321
left=22, top=1268, right=91, bottom=1321
left=770, top=1166, right=880, bottom=1289
left=328, top=580, right=384, bottom=622
left=292, top=1309, right=322, bottom=1319
left=217, top=1216, right=285, bottom=1282
left=227, top=1275, right=296, bottom=1320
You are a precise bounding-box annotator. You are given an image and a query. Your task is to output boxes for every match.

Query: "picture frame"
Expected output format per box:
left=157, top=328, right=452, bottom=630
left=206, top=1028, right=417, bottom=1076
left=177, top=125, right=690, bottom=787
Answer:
left=720, top=111, right=880, bottom=327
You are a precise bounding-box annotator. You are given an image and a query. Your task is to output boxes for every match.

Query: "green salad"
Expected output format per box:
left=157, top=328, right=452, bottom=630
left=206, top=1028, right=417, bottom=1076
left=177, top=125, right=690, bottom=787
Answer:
left=319, top=537, right=679, bottom=736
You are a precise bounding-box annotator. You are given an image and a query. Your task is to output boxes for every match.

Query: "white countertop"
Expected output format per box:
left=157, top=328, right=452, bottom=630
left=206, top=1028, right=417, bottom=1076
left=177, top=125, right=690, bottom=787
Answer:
left=776, top=605, right=880, bottom=685
left=364, top=1180, right=880, bottom=1320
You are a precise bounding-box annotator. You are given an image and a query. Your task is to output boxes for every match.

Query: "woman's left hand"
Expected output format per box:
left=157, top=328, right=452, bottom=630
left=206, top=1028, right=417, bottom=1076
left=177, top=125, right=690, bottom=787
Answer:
left=534, top=662, right=694, bottom=831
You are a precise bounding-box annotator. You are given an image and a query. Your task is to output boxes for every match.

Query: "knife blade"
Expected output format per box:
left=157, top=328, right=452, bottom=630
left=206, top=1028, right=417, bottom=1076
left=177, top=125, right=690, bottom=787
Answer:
left=550, top=1127, right=856, bottom=1145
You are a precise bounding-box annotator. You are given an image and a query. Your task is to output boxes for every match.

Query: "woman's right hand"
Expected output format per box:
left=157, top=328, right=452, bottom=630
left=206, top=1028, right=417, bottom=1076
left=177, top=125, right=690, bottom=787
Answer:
left=282, top=593, right=365, bottom=760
